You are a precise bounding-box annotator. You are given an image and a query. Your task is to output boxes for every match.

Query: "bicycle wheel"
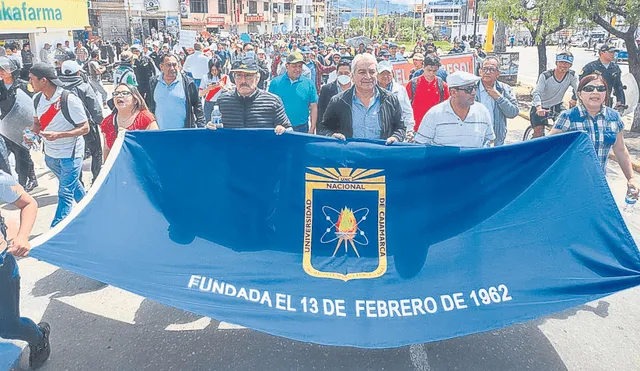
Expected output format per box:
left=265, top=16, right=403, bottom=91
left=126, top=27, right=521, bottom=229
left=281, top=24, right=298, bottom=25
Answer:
left=523, top=125, right=534, bottom=141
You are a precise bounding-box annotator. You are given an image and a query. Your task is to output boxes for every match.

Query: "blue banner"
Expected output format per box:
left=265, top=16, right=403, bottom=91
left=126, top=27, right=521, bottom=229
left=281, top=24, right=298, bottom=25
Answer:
left=31, top=130, right=640, bottom=348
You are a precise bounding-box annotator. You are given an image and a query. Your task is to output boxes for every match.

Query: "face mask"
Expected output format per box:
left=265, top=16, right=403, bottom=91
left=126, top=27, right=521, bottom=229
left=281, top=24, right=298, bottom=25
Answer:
left=245, top=51, right=255, bottom=58
left=337, top=75, right=351, bottom=85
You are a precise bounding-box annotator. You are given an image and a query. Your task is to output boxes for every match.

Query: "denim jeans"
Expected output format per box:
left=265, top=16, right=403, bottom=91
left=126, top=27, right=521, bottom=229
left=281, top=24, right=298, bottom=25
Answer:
left=0, top=254, right=43, bottom=345
left=293, top=123, right=309, bottom=133
left=45, top=156, right=86, bottom=227
left=204, top=101, right=216, bottom=123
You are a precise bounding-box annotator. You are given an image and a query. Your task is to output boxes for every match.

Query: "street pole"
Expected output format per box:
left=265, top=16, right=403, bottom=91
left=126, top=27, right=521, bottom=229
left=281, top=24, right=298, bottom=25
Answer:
left=472, top=0, right=479, bottom=43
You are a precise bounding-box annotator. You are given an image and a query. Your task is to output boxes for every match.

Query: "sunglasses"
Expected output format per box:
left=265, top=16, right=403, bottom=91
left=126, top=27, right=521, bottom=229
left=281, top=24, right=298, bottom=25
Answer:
left=112, top=91, right=132, bottom=97
left=582, top=85, right=607, bottom=92
left=453, top=85, right=477, bottom=94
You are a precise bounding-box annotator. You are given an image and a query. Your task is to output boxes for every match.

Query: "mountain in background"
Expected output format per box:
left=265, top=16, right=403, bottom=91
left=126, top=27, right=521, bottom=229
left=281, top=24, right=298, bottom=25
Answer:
left=335, top=0, right=411, bottom=19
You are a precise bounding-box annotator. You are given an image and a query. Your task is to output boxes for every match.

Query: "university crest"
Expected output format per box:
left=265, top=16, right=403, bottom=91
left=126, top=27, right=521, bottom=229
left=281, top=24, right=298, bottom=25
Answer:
left=303, top=167, right=387, bottom=281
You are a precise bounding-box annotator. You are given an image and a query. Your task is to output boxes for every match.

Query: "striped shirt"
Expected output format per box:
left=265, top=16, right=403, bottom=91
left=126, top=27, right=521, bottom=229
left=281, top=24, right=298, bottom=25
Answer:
left=553, top=105, right=624, bottom=172
left=217, top=89, right=292, bottom=129
left=415, top=100, right=495, bottom=148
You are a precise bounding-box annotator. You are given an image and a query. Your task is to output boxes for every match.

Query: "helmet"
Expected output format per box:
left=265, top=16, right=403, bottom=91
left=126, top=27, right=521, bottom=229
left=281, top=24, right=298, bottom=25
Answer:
left=0, top=56, right=19, bottom=73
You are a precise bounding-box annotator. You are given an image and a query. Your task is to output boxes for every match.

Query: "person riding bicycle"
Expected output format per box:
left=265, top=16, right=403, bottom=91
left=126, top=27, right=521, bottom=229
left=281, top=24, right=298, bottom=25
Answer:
left=576, top=44, right=626, bottom=113
left=530, top=52, right=578, bottom=138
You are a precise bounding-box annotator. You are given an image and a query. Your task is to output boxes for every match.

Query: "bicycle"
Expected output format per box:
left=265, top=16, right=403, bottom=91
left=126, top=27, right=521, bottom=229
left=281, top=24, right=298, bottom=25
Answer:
left=522, top=109, right=561, bottom=141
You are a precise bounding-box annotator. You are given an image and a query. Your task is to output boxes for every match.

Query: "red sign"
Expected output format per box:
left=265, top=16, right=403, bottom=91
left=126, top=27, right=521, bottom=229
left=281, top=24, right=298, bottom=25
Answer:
left=392, top=54, right=475, bottom=85
left=207, top=15, right=225, bottom=25
left=245, top=15, right=264, bottom=22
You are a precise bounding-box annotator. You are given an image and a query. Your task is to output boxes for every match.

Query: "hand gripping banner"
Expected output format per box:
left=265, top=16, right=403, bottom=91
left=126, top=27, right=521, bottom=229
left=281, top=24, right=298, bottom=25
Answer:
left=30, top=130, right=640, bottom=348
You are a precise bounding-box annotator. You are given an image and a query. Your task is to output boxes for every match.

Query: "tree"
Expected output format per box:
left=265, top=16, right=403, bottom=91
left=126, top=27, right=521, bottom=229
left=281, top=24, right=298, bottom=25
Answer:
left=571, top=0, right=640, bottom=131
left=484, top=0, right=579, bottom=75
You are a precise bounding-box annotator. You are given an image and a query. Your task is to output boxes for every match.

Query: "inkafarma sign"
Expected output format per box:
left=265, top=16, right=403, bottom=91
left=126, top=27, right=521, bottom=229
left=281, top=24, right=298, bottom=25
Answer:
left=0, top=0, right=89, bottom=29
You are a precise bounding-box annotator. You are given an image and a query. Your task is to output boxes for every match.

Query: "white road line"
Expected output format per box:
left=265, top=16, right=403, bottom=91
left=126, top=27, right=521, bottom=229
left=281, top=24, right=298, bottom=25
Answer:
left=165, top=317, right=212, bottom=331
left=55, top=286, right=145, bottom=325
left=409, top=344, right=432, bottom=371
left=217, top=322, right=247, bottom=330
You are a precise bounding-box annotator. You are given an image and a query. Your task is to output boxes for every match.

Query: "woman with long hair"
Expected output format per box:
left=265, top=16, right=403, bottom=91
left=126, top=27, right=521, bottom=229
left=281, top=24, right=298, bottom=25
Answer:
left=199, top=59, right=232, bottom=123
left=551, top=73, right=638, bottom=197
left=100, top=83, right=158, bottom=160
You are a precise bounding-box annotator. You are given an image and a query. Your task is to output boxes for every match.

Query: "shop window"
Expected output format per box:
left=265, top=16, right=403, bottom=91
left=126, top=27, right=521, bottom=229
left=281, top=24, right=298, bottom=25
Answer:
left=218, top=0, right=228, bottom=14
left=190, top=0, right=208, bottom=13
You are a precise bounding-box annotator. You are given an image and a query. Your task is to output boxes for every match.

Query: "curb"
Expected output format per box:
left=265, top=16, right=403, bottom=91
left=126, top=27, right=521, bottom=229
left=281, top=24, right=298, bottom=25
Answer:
left=517, top=111, right=640, bottom=173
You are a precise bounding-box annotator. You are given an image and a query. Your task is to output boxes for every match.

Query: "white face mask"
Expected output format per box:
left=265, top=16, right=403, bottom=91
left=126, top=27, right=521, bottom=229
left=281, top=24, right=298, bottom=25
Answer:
left=337, top=75, right=351, bottom=85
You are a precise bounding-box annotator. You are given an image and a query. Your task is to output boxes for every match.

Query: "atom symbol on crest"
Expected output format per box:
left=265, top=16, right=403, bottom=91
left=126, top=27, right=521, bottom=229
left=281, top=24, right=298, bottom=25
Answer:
left=320, top=206, right=369, bottom=257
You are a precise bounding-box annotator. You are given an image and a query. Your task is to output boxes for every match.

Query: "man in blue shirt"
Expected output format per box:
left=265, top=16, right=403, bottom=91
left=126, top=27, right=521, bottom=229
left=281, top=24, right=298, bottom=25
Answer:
left=147, top=53, right=205, bottom=129
left=268, top=52, right=318, bottom=134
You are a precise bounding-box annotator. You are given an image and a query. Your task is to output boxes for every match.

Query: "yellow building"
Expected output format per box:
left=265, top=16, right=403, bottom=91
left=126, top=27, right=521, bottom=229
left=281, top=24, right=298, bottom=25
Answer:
left=0, top=0, right=89, bottom=60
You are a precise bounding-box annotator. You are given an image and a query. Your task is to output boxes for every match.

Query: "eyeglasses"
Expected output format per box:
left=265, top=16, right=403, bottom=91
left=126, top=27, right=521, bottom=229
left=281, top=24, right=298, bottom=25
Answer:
left=112, top=91, right=132, bottom=97
left=163, top=62, right=179, bottom=68
left=453, top=85, right=477, bottom=94
left=481, top=67, right=499, bottom=73
left=582, top=85, right=607, bottom=92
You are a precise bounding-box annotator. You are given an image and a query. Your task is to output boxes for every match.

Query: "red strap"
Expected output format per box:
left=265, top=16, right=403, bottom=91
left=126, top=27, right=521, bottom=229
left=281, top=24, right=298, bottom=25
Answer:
left=38, top=97, right=62, bottom=131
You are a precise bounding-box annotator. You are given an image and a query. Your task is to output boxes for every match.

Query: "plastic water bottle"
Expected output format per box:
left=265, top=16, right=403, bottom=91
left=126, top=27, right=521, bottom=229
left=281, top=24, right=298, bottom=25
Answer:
left=623, top=187, right=637, bottom=213
left=23, top=129, right=39, bottom=151
left=212, top=105, right=223, bottom=129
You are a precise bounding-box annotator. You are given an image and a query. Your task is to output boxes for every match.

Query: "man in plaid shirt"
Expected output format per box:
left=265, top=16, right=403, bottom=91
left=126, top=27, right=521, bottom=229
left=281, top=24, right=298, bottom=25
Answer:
left=75, top=42, right=89, bottom=64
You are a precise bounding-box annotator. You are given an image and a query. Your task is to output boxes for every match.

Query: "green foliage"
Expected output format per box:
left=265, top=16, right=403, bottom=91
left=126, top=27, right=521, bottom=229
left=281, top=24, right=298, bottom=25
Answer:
left=483, top=0, right=579, bottom=42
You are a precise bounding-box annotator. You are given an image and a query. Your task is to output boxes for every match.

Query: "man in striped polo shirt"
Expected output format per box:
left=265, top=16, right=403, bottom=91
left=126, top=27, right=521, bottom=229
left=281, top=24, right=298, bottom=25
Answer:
left=207, top=57, right=291, bottom=134
left=415, top=71, right=495, bottom=148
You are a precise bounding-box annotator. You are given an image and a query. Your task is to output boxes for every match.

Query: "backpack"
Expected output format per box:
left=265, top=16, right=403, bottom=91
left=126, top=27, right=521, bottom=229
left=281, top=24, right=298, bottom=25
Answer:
left=34, top=88, right=100, bottom=145
left=33, top=90, right=75, bottom=127
left=409, top=76, right=445, bottom=104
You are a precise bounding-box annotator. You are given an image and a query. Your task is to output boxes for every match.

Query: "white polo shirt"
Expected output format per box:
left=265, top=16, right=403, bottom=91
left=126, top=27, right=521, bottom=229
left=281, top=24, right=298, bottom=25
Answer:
left=34, top=87, right=87, bottom=159
left=415, top=100, right=495, bottom=148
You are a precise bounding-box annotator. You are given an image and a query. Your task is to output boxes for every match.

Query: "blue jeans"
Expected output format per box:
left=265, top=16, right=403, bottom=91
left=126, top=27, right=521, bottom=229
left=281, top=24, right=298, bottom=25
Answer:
left=0, top=254, right=43, bottom=345
left=45, top=156, right=86, bottom=227
left=293, top=123, right=309, bottom=133
left=204, top=100, right=216, bottom=123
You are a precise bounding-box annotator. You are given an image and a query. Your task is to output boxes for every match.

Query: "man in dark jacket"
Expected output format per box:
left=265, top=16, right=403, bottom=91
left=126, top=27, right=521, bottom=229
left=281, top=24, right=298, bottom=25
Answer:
left=59, top=60, right=104, bottom=181
left=0, top=56, right=37, bottom=190
left=20, top=44, right=34, bottom=80
left=317, top=59, right=352, bottom=123
left=318, top=53, right=405, bottom=144
left=147, top=53, right=205, bottom=129
left=131, top=45, right=156, bottom=100
left=206, top=57, right=290, bottom=132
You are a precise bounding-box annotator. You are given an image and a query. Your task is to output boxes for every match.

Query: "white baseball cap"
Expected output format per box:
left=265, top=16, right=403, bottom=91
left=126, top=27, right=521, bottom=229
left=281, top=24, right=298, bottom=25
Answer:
left=446, top=71, right=481, bottom=88
left=377, top=60, right=393, bottom=74
left=61, top=60, right=82, bottom=75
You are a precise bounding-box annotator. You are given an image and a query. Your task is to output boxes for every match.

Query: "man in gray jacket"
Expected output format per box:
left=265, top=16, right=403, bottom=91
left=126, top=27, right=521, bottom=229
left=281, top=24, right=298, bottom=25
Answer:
left=474, top=56, right=519, bottom=146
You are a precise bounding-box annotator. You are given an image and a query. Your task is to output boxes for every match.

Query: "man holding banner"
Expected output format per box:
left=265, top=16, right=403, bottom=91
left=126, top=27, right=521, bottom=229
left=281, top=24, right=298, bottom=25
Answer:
left=415, top=71, right=494, bottom=148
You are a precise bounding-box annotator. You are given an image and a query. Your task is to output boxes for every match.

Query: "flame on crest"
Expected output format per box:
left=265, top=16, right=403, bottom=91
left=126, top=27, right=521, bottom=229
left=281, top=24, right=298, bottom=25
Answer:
left=336, top=207, right=357, bottom=234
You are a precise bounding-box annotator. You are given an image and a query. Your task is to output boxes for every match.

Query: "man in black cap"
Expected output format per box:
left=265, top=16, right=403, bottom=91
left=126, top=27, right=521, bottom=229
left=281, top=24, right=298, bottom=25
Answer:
left=130, top=45, right=156, bottom=100
left=207, top=56, right=290, bottom=132
left=577, top=44, right=625, bottom=111
left=26, top=62, right=89, bottom=227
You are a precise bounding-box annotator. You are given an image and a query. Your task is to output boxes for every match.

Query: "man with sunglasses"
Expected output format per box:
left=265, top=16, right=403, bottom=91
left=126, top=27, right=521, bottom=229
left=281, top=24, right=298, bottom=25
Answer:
left=207, top=57, right=290, bottom=133
left=475, top=56, right=519, bottom=146
left=531, top=52, right=578, bottom=138
left=577, top=44, right=626, bottom=112
left=415, top=71, right=495, bottom=148
left=0, top=170, right=50, bottom=369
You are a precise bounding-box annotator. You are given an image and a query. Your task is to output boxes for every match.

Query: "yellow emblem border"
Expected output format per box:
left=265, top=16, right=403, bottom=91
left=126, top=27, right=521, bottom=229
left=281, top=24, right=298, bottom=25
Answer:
left=303, top=167, right=387, bottom=282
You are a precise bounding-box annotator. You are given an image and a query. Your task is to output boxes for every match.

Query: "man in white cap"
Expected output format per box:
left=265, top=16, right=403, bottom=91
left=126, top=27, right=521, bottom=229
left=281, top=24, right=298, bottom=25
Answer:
left=415, top=71, right=495, bottom=148
left=377, top=61, right=414, bottom=139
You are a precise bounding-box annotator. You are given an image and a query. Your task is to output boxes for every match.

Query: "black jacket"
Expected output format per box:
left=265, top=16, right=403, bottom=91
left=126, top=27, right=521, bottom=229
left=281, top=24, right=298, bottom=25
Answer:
left=318, top=85, right=405, bottom=141
left=0, top=79, right=33, bottom=120
left=147, top=73, right=205, bottom=128
left=59, top=74, right=104, bottom=125
left=134, top=56, right=156, bottom=85
left=318, top=81, right=341, bottom=125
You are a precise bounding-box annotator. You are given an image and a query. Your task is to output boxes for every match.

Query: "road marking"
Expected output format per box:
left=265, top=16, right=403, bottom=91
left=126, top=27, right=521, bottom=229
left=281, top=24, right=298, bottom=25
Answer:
left=217, top=322, right=247, bottom=330
left=165, top=317, right=212, bottom=331
left=55, top=286, right=145, bottom=325
left=409, top=344, right=431, bottom=371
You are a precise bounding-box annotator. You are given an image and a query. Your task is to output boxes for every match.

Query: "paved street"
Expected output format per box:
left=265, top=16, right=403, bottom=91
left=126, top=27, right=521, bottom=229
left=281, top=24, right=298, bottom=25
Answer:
left=3, top=53, right=640, bottom=371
